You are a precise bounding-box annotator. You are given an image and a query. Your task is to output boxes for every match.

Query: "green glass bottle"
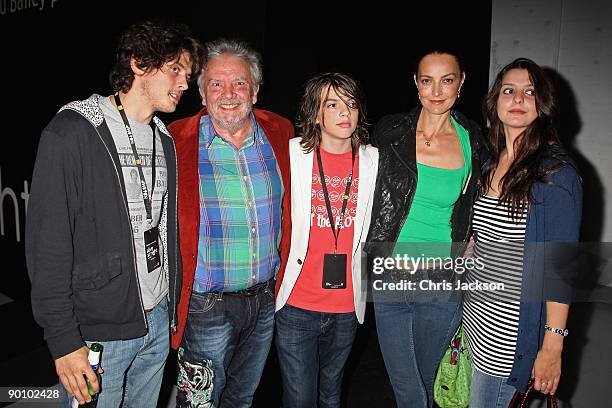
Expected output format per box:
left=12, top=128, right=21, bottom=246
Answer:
left=71, top=343, right=102, bottom=408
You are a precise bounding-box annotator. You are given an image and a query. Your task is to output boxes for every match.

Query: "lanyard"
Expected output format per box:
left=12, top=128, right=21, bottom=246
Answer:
left=114, top=94, right=156, bottom=222
left=316, top=146, right=355, bottom=253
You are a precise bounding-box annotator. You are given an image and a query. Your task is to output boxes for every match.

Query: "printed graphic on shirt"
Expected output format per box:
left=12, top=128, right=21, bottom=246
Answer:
left=286, top=152, right=359, bottom=314
left=99, top=94, right=169, bottom=308
left=118, top=150, right=168, bottom=236
left=310, top=173, right=359, bottom=230
left=117, top=145, right=167, bottom=229
left=116, top=140, right=169, bottom=307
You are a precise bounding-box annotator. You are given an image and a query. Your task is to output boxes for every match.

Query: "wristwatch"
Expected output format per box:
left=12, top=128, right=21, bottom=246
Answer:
left=544, top=324, right=569, bottom=337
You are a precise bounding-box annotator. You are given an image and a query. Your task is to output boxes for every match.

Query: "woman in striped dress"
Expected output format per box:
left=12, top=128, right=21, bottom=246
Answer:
left=463, top=58, right=582, bottom=407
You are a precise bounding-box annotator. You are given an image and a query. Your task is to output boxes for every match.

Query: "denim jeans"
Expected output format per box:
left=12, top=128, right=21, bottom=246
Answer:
left=176, top=279, right=275, bottom=408
left=60, top=298, right=170, bottom=408
left=469, top=367, right=517, bottom=408
left=275, top=304, right=358, bottom=408
left=372, top=270, right=462, bottom=408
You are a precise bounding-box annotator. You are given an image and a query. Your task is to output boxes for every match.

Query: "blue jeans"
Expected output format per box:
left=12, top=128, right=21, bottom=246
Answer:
left=275, top=304, right=358, bottom=408
left=176, top=279, right=275, bottom=408
left=60, top=298, right=169, bottom=408
left=373, top=270, right=462, bottom=408
left=469, top=368, right=517, bottom=408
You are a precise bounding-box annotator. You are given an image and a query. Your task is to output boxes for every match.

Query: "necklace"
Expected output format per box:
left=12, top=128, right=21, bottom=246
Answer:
left=417, top=130, right=434, bottom=147
left=417, top=120, right=453, bottom=147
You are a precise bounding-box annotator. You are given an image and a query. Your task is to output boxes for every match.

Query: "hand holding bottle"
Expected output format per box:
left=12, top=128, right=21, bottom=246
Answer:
left=56, top=344, right=102, bottom=406
left=55, top=346, right=97, bottom=405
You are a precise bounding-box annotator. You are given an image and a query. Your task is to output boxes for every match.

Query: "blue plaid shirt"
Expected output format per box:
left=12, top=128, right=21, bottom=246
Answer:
left=194, top=114, right=283, bottom=292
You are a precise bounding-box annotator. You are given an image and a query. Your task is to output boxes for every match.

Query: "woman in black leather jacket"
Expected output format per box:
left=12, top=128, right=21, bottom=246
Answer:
left=364, top=50, right=485, bottom=407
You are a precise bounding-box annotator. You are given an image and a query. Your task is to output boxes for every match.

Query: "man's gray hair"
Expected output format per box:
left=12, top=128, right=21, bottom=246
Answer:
left=197, top=38, right=263, bottom=89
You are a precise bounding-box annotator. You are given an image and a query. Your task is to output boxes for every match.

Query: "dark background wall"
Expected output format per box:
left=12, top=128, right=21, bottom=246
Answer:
left=0, top=0, right=493, bottom=402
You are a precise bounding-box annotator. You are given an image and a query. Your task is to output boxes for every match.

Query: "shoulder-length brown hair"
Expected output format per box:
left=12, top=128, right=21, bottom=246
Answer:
left=297, top=72, right=368, bottom=153
left=483, top=58, right=561, bottom=219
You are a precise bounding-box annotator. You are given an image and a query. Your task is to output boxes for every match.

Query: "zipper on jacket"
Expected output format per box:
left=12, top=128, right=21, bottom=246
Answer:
left=388, top=143, right=418, bottom=252
left=95, top=127, right=149, bottom=332
left=461, top=171, right=484, bottom=249
left=170, top=136, right=179, bottom=332
left=461, top=177, right=481, bottom=243
left=457, top=132, right=483, bottom=249
left=462, top=135, right=483, bottom=243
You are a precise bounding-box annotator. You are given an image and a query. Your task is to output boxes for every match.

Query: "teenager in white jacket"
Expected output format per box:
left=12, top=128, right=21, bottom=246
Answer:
left=275, top=72, right=378, bottom=408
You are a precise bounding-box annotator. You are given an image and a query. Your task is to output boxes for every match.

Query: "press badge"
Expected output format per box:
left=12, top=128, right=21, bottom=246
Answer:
left=144, top=226, right=161, bottom=273
left=322, top=253, right=347, bottom=289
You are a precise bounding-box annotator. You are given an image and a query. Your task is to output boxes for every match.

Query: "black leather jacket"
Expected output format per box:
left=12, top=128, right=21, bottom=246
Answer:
left=364, top=106, right=486, bottom=259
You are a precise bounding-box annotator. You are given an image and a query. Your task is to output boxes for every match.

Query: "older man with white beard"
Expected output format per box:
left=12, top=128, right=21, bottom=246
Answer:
left=168, top=38, right=293, bottom=408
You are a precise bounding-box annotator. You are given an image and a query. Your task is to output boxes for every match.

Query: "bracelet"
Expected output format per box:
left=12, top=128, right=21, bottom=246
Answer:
left=544, top=324, right=569, bottom=337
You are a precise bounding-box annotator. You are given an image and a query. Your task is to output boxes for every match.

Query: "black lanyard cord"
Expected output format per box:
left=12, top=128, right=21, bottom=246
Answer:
left=316, top=146, right=356, bottom=253
left=114, top=93, right=156, bottom=222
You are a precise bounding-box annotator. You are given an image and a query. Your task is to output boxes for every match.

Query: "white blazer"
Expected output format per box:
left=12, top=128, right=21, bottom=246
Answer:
left=275, top=138, right=379, bottom=323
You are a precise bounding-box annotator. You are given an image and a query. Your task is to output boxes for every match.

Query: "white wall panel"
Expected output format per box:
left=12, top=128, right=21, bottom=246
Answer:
left=491, top=0, right=612, bottom=242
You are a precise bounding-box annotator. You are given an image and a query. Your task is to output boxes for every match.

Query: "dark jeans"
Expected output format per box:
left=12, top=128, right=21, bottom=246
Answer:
left=176, top=279, right=275, bottom=408
left=275, top=304, right=358, bottom=408
left=373, top=269, right=462, bottom=408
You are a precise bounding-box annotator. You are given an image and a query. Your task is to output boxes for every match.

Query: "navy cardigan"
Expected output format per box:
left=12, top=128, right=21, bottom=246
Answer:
left=507, top=158, right=583, bottom=392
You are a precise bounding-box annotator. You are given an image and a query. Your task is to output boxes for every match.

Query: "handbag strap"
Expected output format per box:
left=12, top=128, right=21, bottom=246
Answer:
left=507, top=385, right=523, bottom=407
left=508, top=380, right=558, bottom=408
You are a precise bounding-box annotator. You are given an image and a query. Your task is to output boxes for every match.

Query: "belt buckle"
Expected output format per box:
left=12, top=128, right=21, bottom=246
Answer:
left=235, top=282, right=263, bottom=296
left=241, top=287, right=257, bottom=297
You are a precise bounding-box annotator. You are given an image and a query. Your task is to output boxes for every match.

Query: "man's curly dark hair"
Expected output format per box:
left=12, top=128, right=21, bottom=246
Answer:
left=109, top=20, right=205, bottom=93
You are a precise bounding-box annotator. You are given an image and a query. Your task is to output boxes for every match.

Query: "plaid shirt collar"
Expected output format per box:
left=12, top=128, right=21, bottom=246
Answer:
left=200, top=112, right=264, bottom=149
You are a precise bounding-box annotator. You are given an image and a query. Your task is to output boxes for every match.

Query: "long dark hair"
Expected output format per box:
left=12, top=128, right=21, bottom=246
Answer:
left=483, top=58, right=560, bottom=219
left=297, top=72, right=368, bottom=153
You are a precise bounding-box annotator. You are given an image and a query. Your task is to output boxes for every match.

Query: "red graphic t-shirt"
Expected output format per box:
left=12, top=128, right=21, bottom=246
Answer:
left=287, top=147, right=359, bottom=313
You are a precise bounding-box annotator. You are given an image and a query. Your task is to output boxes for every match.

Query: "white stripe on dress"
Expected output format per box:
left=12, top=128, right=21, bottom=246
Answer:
left=463, top=195, right=527, bottom=377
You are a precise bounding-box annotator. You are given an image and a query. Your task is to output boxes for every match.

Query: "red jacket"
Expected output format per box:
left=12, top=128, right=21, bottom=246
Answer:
left=168, top=108, right=293, bottom=349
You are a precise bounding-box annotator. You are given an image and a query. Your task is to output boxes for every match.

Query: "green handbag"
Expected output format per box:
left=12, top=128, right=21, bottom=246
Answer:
left=433, top=324, right=472, bottom=408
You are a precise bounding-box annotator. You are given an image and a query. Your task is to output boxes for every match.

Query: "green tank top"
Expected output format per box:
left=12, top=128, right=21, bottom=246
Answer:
left=394, top=117, right=472, bottom=258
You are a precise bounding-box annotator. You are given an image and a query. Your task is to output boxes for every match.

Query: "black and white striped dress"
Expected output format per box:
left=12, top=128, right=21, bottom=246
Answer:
left=463, top=195, right=527, bottom=377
